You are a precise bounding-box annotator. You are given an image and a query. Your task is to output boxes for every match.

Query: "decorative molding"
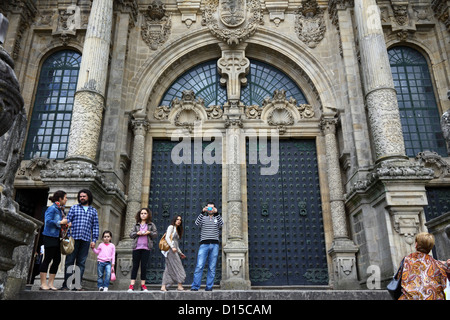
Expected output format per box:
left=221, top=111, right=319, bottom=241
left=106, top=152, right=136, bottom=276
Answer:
left=141, top=0, right=171, bottom=50
left=295, top=0, right=326, bottom=49
left=259, top=89, right=315, bottom=134
left=265, top=1, right=288, bottom=27
left=201, top=0, right=264, bottom=46
left=153, top=90, right=209, bottom=132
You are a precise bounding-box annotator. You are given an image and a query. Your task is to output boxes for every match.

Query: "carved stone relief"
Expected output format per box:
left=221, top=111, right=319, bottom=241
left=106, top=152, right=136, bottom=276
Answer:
left=201, top=0, right=264, bottom=46
left=141, top=0, right=171, bottom=50
left=153, top=90, right=210, bottom=132
left=295, top=0, right=326, bottom=48
left=256, top=89, right=315, bottom=134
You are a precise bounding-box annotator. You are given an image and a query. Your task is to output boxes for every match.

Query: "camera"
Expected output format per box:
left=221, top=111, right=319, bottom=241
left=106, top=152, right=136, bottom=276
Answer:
left=207, top=206, right=212, bottom=211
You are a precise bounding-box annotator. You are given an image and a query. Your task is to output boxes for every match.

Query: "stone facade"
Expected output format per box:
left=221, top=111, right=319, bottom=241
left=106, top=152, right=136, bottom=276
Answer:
left=1, top=0, right=449, bottom=293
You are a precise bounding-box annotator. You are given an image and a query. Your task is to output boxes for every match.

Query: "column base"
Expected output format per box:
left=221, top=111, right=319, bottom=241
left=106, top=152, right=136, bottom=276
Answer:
left=328, top=238, right=359, bottom=290
left=220, top=240, right=251, bottom=290
left=115, top=240, right=134, bottom=290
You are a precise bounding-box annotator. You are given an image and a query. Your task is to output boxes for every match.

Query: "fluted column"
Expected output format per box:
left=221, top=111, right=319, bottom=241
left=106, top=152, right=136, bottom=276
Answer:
left=115, top=111, right=149, bottom=289
left=321, top=116, right=348, bottom=240
left=321, top=114, right=359, bottom=289
left=66, top=0, right=113, bottom=162
left=354, top=0, right=407, bottom=163
left=124, top=112, right=149, bottom=240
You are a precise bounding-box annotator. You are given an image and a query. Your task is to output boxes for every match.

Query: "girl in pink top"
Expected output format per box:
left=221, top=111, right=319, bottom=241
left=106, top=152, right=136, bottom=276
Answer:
left=92, top=230, right=115, bottom=291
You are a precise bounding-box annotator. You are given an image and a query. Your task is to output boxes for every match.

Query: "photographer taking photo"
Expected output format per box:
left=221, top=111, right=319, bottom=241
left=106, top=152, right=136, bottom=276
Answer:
left=190, top=202, right=223, bottom=291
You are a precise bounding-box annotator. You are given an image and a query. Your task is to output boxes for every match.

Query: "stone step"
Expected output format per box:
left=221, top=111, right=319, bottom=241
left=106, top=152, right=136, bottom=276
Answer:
left=19, top=289, right=391, bottom=300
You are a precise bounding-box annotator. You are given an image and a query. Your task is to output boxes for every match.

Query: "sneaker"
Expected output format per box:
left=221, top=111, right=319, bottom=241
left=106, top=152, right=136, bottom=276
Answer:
left=99, top=287, right=104, bottom=291
left=127, top=285, right=134, bottom=292
left=103, top=287, right=108, bottom=292
left=141, top=284, right=148, bottom=292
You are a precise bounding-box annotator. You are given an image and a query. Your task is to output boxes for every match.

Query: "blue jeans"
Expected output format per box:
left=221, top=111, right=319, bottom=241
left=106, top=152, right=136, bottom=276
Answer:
left=97, top=261, right=111, bottom=288
left=62, top=240, right=90, bottom=289
left=191, top=243, right=219, bottom=290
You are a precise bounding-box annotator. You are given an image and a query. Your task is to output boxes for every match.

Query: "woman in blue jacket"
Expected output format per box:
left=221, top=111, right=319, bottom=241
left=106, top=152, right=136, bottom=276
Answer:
left=39, top=190, right=70, bottom=290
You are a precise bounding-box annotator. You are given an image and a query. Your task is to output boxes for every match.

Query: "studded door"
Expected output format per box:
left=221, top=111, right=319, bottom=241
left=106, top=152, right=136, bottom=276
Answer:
left=147, top=140, right=222, bottom=285
left=247, top=139, right=328, bottom=286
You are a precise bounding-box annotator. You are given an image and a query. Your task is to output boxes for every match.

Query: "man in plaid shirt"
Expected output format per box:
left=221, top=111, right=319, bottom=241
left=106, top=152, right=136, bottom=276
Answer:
left=61, top=189, right=99, bottom=290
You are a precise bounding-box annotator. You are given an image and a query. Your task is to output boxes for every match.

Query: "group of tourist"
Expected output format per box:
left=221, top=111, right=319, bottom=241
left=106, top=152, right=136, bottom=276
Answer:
left=39, top=190, right=223, bottom=292
left=39, top=189, right=449, bottom=298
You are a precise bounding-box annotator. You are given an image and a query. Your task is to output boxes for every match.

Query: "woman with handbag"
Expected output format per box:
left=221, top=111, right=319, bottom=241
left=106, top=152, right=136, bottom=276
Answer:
left=39, top=190, right=70, bottom=291
left=398, top=232, right=449, bottom=300
left=160, top=215, right=186, bottom=291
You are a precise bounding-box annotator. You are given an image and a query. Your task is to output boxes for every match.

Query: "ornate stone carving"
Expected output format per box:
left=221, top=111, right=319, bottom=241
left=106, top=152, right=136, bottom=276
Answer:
left=217, top=44, right=250, bottom=101
left=52, top=5, right=82, bottom=46
left=348, top=160, right=434, bottom=197
left=392, top=4, right=409, bottom=26
left=260, top=89, right=315, bottom=134
left=295, top=0, right=326, bottom=48
left=67, top=90, right=104, bottom=161
left=141, top=0, right=171, bottom=50
left=432, top=0, right=450, bottom=33
left=201, top=0, right=264, bottom=46
left=155, top=90, right=209, bottom=132
left=40, top=161, right=125, bottom=198
left=16, top=157, right=56, bottom=181
left=366, top=89, right=406, bottom=160
left=416, top=151, right=450, bottom=179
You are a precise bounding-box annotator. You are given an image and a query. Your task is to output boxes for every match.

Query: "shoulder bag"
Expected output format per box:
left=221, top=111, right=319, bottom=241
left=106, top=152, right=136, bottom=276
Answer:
left=60, top=227, right=75, bottom=255
left=387, top=257, right=405, bottom=300
left=158, top=228, right=174, bottom=251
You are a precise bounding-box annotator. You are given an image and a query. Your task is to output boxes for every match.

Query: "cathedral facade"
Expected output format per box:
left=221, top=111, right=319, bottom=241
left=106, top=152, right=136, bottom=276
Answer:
left=1, top=0, right=450, bottom=290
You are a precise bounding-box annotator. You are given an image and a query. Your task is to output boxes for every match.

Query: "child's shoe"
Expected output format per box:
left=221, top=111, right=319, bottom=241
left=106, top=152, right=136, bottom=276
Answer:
left=127, top=285, right=134, bottom=292
left=141, top=284, right=148, bottom=292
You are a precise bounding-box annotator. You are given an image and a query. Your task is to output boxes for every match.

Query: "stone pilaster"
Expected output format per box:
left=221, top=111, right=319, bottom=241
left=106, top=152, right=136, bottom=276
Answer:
left=221, top=114, right=251, bottom=290
left=218, top=42, right=251, bottom=289
left=354, top=0, right=407, bottom=163
left=320, top=114, right=359, bottom=289
left=66, top=0, right=113, bottom=162
left=115, top=110, right=149, bottom=290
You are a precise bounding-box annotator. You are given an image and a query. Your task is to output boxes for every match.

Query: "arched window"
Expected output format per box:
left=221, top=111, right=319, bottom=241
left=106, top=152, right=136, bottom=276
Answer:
left=388, top=46, right=447, bottom=157
left=24, top=50, right=81, bottom=160
left=159, top=59, right=308, bottom=107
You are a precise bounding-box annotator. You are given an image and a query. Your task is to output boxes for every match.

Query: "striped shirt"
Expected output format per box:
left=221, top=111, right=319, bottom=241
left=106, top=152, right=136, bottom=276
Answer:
left=195, top=213, right=223, bottom=244
left=67, top=204, right=99, bottom=243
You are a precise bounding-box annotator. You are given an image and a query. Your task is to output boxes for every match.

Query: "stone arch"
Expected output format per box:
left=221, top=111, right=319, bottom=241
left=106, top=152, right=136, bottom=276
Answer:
left=130, top=27, right=339, bottom=117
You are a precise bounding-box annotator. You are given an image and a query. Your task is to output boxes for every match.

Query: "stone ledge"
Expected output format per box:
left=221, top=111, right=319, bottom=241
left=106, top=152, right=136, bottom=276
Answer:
left=18, top=289, right=391, bottom=300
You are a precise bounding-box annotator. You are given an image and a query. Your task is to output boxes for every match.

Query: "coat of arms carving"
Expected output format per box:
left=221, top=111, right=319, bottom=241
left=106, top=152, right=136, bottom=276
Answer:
left=202, top=0, right=263, bottom=46
left=141, top=0, right=171, bottom=50
left=295, top=0, right=326, bottom=48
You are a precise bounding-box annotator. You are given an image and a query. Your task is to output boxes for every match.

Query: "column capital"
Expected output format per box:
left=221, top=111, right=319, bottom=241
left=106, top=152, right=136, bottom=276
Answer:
left=319, top=114, right=339, bottom=135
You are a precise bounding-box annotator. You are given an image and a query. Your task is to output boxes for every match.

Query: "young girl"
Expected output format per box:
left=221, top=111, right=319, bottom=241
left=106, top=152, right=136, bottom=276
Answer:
left=161, top=215, right=186, bottom=291
left=128, top=208, right=158, bottom=292
left=92, top=230, right=115, bottom=291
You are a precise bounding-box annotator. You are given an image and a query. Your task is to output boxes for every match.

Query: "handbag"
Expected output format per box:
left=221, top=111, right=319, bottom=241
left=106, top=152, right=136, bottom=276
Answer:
left=60, top=227, right=75, bottom=255
left=387, top=257, right=405, bottom=300
left=158, top=231, right=173, bottom=251
left=110, top=268, right=116, bottom=281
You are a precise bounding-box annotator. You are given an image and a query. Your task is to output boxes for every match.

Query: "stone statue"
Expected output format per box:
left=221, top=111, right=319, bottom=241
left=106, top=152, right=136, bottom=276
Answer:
left=0, top=14, right=41, bottom=300
left=441, top=90, right=450, bottom=143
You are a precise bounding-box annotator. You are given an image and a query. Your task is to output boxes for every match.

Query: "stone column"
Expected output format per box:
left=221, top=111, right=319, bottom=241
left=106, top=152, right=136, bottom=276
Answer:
left=320, top=114, right=359, bottom=289
left=218, top=43, right=251, bottom=289
left=354, top=0, right=407, bottom=163
left=115, top=110, right=149, bottom=289
left=66, top=0, right=113, bottom=163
